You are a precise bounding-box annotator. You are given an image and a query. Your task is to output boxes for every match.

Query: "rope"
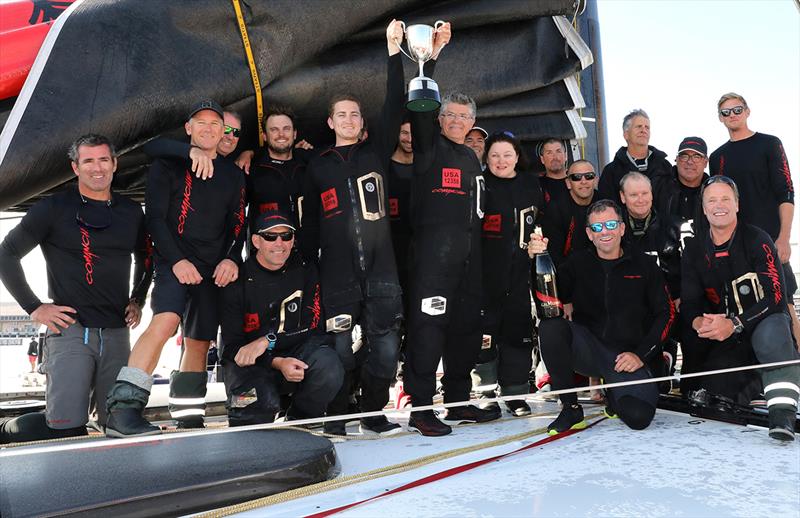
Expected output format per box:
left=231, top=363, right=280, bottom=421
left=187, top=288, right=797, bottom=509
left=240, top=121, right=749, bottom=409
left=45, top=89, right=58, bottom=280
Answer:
left=197, top=413, right=604, bottom=518
left=230, top=0, right=264, bottom=146
left=3, top=358, right=797, bottom=455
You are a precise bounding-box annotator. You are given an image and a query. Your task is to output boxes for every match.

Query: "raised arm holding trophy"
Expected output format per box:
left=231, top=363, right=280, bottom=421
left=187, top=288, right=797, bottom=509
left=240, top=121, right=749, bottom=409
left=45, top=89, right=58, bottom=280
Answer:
left=395, top=20, right=448, bottom=112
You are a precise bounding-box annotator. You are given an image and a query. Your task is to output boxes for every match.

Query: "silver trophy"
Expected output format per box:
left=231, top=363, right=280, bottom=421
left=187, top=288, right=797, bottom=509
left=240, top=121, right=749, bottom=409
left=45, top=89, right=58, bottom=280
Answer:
left=397, top=20, right=445, bottom=112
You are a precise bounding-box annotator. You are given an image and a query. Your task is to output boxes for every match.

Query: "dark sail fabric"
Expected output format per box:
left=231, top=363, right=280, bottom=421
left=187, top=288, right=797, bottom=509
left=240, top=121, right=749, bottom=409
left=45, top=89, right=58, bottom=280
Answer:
left=0, top=0, right=593, bottom=210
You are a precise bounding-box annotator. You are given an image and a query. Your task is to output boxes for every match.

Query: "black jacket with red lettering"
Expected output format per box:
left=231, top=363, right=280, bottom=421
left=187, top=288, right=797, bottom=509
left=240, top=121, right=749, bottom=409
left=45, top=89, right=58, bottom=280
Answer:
left=219, top=252, right=323, bottom=365
left=409, top=61, right=484, bottom=239
left=681, top=223, right=787, bottom=334
left=558, top=247, right=675, bottom=361
left=481, top=171, right=543, bottom=308
left=540, top=191, right=595, bottom=267
left=0, top=187, right=152, bottom=328
left=709, top=133, right=794, bottom=241
left=146, top=156, right=246, bottom=275
left=300, top=54, right=404, bottom=310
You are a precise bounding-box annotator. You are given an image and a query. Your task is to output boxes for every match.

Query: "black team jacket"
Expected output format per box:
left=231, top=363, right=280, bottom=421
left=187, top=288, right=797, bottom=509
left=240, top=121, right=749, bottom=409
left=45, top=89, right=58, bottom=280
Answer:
left=219, top=252, right=323, bottom=365
left=558, top=247, right=675, bottom=362
left=300, top=54, right=404, bottom=312
left=681, top=223, right=787, bottom=335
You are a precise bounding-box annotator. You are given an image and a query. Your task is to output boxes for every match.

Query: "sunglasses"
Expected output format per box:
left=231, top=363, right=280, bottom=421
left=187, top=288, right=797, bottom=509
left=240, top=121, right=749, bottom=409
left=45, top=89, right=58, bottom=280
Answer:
left=677, top=153, right=705, bottom=163
left=258, top=230, right=294, bottom=242
left=587, top=219, right=621, bottom=233
left=569, top=172, right=596, bottom=182
left=704, top=175, right=736, bottom=188
left=76, top=196, right=112, bottom=229
left=719, top=106, right=745, bottom=117
left=224, top=125, right=241, bottom=137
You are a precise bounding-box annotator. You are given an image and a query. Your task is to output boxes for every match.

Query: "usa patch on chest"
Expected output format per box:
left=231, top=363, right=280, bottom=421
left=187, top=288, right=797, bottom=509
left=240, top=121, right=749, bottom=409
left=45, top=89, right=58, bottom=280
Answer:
left=321, top=188, right=338, bottom=212
left=243, top=313, right=260, bottom=332
left=483, top=214, right=501, bottom=232
left=441, top=168, right=462, bottom=188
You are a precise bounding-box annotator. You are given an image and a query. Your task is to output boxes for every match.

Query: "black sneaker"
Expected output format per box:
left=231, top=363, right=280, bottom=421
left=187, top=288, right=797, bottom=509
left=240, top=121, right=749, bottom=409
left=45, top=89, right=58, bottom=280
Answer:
left=547, top=404, right=587, bottom=435
left=176, top=417, right=205, bottom=429
left=443, top=404, right=502, bottom=425
left=408, top=410, right=452, bottom=437
left=477, top=390, right=501, bottom=412
left=603, top=398, right=618, bottom=419
left=323, top=419, right=347, bottom=436
left=360, top=415, right=402, bottom=435
left=505, top=399, right=531, bottom=417
left=105, top=408, right=161, bottom=438
left=768, top=406, right=796, bottom=442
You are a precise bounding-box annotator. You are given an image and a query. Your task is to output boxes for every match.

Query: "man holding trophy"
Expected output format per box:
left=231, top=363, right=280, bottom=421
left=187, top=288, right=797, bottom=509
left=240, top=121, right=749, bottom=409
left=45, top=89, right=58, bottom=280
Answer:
left=300, top=20, right=407, bottom=435
left=397, top=23, right=502, bottom=436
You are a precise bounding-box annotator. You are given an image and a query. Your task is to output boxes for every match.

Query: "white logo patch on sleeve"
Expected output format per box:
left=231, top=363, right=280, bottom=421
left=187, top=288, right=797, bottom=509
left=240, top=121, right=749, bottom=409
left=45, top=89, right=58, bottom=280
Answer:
left=421, top=296, right=447, bottom=316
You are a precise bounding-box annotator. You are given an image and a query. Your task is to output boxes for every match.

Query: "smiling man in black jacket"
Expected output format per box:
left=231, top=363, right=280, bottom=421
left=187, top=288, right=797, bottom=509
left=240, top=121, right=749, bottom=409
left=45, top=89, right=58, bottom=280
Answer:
left=681, top=176, right=799, bottom=441
left=529, top=199, right=674, bottom=434
left=300, top=21, right=407, bottom=436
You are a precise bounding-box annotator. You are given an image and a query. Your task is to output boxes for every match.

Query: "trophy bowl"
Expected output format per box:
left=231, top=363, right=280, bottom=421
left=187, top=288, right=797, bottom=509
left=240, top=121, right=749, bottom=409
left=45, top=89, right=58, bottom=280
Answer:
left=397, top=21, right=445, bottom=112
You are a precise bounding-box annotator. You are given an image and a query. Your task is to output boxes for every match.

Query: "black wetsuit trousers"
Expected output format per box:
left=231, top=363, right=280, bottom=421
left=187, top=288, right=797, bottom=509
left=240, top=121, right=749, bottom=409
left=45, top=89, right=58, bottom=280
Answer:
left=405, top=229, right=482, bottom=406
left=222, top=337, right=343, bottom=426
left=539, top=318, right=658, bottom=430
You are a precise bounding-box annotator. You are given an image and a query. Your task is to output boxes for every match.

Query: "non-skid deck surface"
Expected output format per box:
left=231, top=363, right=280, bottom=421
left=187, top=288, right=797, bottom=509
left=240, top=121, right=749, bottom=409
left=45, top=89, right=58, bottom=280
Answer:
left=232, top=402, right=799, bottom=517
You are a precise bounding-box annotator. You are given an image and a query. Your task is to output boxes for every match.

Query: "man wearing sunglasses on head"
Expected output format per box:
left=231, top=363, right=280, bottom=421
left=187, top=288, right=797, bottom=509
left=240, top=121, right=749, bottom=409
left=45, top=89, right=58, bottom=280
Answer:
left=0, top=134, right=152, bottom=441
left=598, top=109, right=672, bottom=206
left=540, top=160, right=598, bottom=267
left=143, top=110, right=244, bottom=179
left=681, top=176, right=799, bottom=441
left=529, top=199, right=675, bottom=434
left=709, top=92, right=798, bottom=344
left=218, top=211, right=343, bottom=426
left=105, top=100, right=247, bottom=437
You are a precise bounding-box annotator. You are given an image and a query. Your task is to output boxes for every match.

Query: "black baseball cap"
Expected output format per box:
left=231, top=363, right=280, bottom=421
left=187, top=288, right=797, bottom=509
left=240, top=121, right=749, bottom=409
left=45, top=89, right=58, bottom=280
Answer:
left=256, top=211, right=296, bottom=233
left=187, top=99, right=224, bottom=121
left=677, top=136, right=707, bottom=156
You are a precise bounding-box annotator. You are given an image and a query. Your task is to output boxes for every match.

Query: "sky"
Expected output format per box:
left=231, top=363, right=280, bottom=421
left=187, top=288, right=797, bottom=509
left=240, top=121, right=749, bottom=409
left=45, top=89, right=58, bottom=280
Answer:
left=597, top=0, right=799, bottom=240
left=1, top=0, right=799, bottom=313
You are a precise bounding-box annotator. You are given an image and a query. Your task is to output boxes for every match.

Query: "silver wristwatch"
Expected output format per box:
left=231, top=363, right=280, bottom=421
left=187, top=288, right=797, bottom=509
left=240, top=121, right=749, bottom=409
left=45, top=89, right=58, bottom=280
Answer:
left=730, top=316, right=744, bottom=334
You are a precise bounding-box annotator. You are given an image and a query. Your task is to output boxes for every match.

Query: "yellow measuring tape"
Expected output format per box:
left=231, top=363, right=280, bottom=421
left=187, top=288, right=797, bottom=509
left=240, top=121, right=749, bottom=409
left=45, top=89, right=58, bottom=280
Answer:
left=231, top=0, right=264, bottom=147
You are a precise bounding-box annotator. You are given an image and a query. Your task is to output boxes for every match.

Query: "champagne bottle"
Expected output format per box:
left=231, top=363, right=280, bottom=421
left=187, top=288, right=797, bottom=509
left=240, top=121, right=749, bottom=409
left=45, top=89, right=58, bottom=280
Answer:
left=532, top=226, right=563, bottom=319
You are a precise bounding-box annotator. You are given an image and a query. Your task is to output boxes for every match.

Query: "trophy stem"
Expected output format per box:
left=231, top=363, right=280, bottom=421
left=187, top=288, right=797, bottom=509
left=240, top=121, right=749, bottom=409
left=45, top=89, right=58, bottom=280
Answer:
left=418, top=61, right=425, bottom=78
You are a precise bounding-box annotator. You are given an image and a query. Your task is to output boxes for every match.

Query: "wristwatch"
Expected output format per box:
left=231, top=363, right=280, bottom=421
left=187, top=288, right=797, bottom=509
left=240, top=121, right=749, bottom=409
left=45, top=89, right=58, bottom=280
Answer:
left=730, top=316, right=744, bottom=334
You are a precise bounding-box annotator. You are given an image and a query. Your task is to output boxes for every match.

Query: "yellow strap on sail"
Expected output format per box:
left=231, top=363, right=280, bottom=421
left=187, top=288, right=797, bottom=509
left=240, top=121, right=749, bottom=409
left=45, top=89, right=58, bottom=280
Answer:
left=231, top=0, right=264, bottom=147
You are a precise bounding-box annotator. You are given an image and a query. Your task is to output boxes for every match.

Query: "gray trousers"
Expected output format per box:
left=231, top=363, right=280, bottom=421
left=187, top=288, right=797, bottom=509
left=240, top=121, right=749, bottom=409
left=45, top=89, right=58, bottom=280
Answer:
left=44, top=325, right=130, bottom=429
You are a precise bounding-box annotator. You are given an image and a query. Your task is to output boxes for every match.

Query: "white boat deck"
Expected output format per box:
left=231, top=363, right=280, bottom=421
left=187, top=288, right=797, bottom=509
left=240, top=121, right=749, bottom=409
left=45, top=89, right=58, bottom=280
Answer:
left=225, top=401, right=800, bottom=518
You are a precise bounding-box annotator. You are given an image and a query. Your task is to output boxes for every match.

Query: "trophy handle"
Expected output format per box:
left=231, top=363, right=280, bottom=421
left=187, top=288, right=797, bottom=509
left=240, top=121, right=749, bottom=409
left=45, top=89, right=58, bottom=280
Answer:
left=394, top=20, right=415, bottom=61
left=434, top=20, right=445, bottom=30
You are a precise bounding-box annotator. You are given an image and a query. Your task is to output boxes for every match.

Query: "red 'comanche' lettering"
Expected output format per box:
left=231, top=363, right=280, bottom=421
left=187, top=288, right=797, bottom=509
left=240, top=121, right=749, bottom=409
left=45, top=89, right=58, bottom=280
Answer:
left=79, top=227, right=99, bottom=285
left=761, top=243, right=782, bottom=304
left=177, top=170, right=194, bottom=235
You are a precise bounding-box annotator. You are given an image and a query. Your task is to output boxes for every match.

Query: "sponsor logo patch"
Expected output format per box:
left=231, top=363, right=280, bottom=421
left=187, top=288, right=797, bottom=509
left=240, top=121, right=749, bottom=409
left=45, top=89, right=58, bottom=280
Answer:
left=321, top=188, right=338, bottom=212
left=389, top=197, right=399, bottom=217
left=483, top=214, right=501, bottom=232
left=421, top=296, right=447, bottom=316
left=243, top=313, right=260, bottom=332
left=259, top=202, right=278, bottom=213
left=441, top=168, right=462, bottom=188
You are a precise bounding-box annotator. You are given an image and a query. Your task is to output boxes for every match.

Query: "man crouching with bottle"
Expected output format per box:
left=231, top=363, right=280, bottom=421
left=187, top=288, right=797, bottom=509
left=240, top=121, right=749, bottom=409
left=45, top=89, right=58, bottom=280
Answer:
left=528, top=199, right=674, bottom=434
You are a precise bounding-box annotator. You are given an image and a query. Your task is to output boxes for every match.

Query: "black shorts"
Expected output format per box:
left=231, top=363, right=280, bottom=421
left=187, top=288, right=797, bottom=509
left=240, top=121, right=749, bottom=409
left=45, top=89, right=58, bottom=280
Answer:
left=151, top=259, right=220, bottom=341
